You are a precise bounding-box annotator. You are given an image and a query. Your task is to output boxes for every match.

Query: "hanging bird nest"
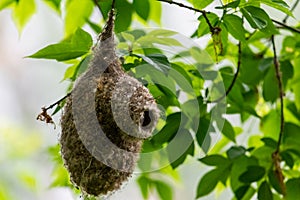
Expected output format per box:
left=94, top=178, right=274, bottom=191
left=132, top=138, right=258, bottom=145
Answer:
left=59, top=5, right=160, bottom=197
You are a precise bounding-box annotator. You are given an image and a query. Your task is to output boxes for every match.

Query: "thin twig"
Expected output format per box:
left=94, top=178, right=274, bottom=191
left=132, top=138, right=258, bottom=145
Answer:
left=271, top=35, right=286, bottom=196
left=271, top=35, right=284, bottom=153
left=157, top=0, right=214, bottom=31
left=45, top=92, right=71, bottom=111
left=283, top=0, right=300, bottom=23
left=207, top=42, right=242, bottom=103
left=272, top=19, right=300, bottom=34
left=36, top=92, right=71, bottom=126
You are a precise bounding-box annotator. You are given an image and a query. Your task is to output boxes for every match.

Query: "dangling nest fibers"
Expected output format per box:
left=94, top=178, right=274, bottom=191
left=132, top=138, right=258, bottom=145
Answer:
left=59, top=8, right=159, bottom=197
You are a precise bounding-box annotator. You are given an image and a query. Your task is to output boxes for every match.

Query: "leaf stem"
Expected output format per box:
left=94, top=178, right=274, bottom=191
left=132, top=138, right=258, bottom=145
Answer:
left=207, top=42, right=242, bottom=103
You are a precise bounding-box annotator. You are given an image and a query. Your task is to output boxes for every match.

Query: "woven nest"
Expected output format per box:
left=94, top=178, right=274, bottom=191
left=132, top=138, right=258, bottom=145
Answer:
left=60, top=52, right=159, bottom=196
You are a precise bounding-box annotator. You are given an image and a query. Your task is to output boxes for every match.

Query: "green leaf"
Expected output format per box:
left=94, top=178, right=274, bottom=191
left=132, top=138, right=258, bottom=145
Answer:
left=155, top=181, right=173, bottom=200
left=268, top=170, right=283, bottom=194
left=133, top=0, right=150, bottom=21
left=135, top=53, right=171, bottom=74
left=115, top=0, right=133, bottom=32
left=286, top=178, right=300, bottom=200
left=280, top=60, right=294, bottom=89
left=221, top=119, right=236, bottom=142
left=247, top=0, right=293, bottom=16
left=235, top=185, right=250, bottom=199
left=196, top=116, right=215, bottom=153
left=12, top=0, right=36, bottom=32
left=43, top=0, right=62, bottom=13
left=167, top=129, right=194, bottom=169
left=261, top=137, right=277, bottom=149
left=227, top=146, right=246, bottom=159
left=192, top=0, right=214, bottom=9
left=149, top=0, right=161, bottom=24
left=230, top=155, right=259, bottom=194
left=216, top=0, right=240, bottom=9
left=48, top=145, right=72, bottom=188
left=199, top=155, right=230, bottom=166
left=196, top=166, right=230, bottom=198
left=260, top=110, right=280, bottom=140
left=223, top=14, right=246, bottom=42
left=137, top=176, right=150, bottom=199
left=263, top=67, right=279, bottom=102
left=148, top=29, right=178, bottom=37
left=280, top=151, right=294, bottom=168
left=136, top=33, right=182, bottom=47
left=241, top=6, right=278, bottom=34
left=282, top=123, right=300, bottom=155
left=239, top=46, right=263, bottom=85
left=0, top=0, right=15, bottom=10
left=152, top=112, right=181, bottom=145
left=197, top=13, right=219, bottom=37
left=28, top=28, right=92, bottom=61
left=239, top=165, right=266, bottom=183
left=170, top=63, right=193, bottom=88
left=65, top=0, right=93, bottom=36
left=258, top=181, right=273, bottom=200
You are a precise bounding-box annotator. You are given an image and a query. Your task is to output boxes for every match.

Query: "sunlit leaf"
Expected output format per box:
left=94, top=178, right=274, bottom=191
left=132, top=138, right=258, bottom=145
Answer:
left=149, top=0, right=161, bottom=24
left=196, top=164, right=231, bottom=198
left=133, top=0, right=150, bottom=20
left=12, top=0, right=36, bottom=32
left=192, top=0, right=214, bottom=9
left=241, top=6, right=278, bottom=34
left=137, top=176, right=150, bottom=199
left=221, top=119, right=236, bottom=142
left=28, top=28, right=92, bottom=61
left=223, top=14, right=246, bottom=41
left=43, top=0, right=62, bottom=13
left=65, top=0, right=93, bottom=36
left=155, top=181, right=173, bottom=200
left=246, top=0, right=293, bottom=16
left=0, top=0, right=15, bottom=10
left=115, top=0, right=133, bottom=32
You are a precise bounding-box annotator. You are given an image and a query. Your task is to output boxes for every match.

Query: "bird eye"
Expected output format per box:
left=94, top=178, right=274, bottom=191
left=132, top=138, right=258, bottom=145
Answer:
left=141, top=110, right=152, bottom=127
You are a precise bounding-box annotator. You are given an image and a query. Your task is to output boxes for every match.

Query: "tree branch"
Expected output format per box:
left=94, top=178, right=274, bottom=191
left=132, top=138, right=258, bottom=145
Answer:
left=283, top=0, right=299, bottom=23
left=272, top=19, right=300, bottom=34
left=36, top=92, right=71, bottom=126
left=207, top=42, right=242, bottom=103
left=157, top=0, right=214, bottom=32
left=271, top=35, right=286, bottom=196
